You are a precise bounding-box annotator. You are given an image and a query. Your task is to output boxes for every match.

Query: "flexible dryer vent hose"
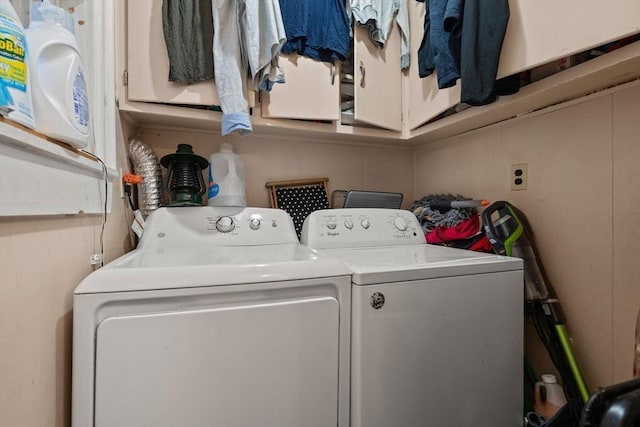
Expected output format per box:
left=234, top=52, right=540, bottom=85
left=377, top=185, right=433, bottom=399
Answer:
left=127, top=138, right=163, bottom=217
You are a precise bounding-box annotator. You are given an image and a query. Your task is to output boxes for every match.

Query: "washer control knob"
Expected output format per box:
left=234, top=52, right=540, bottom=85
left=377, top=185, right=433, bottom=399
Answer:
left=344, top=219, right=354, bottom=230
left=360, top=218, right=370, bottom=229
left=249, top=217, right=261, bottom=230
left=326, top=221, right=337, bottom=230
left=216, top=216, right=235, bottom=233
left=394, top=217, right=408, bottom=231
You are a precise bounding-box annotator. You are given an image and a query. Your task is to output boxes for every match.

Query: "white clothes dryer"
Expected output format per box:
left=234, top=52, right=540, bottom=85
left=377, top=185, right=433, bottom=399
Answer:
left=301, top=208, right=524, bottom=427
left=72, top=207, right=351, bottom=427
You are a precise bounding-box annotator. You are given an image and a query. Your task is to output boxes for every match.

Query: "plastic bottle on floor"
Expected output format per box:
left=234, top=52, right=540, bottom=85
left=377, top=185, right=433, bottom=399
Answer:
left=0, top=0, right=35, bottom=128
left=534, top=374, right=567, bottom=420
left=208, top=143, right=247, bottom=207
left=25, top=0, right=90, bottom=148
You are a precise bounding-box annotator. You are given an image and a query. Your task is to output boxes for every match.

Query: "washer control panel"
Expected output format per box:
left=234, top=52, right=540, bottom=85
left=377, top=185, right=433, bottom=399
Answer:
left=300, top=208, right=425, bottom=249
left=138, top=207, right=299, bottom=248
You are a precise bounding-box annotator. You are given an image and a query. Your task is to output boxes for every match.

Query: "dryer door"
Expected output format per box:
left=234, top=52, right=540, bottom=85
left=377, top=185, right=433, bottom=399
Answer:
left=94, top=296, right=339, bottom=427
left=351, top=270, right=523, bottom=427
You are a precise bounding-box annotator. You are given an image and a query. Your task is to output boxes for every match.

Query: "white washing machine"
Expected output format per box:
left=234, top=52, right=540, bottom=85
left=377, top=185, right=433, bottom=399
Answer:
left=301, top=208, right=524, bottom=427
left=72, top=207, right=351, bottom=427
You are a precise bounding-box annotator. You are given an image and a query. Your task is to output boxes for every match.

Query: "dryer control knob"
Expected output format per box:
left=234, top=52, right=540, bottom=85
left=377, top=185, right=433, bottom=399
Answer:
left=344, top=219, right=354, bottom=230
left=249, top=217, right=261, bottom=230
left=326, top=221, right=337, bottom=230
left=216, top=216, right=235, bottom=233
left=394, top=217, right=408, bottom=231
left=360, top=218, right=370, bottom=229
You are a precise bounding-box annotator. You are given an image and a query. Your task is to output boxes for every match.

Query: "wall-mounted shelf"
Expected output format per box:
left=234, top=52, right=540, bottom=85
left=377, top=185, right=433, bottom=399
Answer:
left=0, top=120, right=114, bottom=216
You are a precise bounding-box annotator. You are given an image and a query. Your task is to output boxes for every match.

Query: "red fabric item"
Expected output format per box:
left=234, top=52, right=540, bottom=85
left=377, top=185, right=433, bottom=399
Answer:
left=467, top=234, right=493, bottom=252
left=426, top=215, right=481, bottom=244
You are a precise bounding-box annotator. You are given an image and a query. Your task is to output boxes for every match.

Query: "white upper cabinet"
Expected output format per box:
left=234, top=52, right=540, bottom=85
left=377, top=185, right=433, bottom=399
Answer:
left=260, top=23, right=404, bottom=132
left=261, top=55, right=340, bottom=121
left=499, top=1, right=640, bottom=76
left=406, top=0, right=640, bottom=132
left=118, top=0, right=640, bottom=142
left=126, top=0, right=218, bottom=106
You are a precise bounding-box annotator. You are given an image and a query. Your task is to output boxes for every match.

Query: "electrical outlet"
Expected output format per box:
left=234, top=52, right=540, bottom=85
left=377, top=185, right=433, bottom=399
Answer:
left=511, top=163, right=528, bottom=191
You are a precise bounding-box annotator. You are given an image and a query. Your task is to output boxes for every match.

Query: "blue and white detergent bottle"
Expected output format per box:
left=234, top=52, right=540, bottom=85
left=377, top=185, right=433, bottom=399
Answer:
left=208, top=143, right=247, bottom=207
left=0, top=0, right=35, bottom=129
left=25, top=0, right=90, bottom=148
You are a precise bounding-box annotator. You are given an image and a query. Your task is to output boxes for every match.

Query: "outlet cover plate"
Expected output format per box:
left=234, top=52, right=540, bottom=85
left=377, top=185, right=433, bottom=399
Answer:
left=511, top=163, right=528, bottom=191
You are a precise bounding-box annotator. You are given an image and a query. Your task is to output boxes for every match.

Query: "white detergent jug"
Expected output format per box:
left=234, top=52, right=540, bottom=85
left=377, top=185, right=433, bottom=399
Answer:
left=0, top=0, right=35, bottom=128
left=25, top=0, right=90, bottom=148
left=208, top=143, right=247, bottom=207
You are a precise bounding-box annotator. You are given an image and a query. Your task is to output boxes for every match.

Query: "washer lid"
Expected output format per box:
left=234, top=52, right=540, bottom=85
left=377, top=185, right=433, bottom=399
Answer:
left=75, top=244, right=350, bottom=294
left=323, top=244, right=523, bottom=285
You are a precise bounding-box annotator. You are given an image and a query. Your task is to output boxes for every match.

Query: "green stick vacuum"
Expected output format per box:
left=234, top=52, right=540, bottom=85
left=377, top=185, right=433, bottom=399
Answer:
left=482, top=201, right=590, bottom=423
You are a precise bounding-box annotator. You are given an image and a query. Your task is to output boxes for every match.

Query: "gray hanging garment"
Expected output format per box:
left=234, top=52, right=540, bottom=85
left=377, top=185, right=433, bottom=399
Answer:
left=162, top=0, right=214, bottom=84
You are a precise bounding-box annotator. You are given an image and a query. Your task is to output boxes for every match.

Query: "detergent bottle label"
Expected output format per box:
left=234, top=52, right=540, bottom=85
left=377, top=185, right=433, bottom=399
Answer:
left=72, top=67, right=90, bottom=132
left=0, top=13, right=26, bottom=92
left=0, top=2, right=34, bottom=129
left=208, top=164, right=219, bottom=199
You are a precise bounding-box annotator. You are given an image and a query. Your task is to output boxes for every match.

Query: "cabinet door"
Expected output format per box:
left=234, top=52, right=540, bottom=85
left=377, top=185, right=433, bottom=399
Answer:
left=405, top=1, right=459, bottom=131
left=353, top=24, right=403, bottom=131
left=127, top=0, right=219, bottom=106
left=498, top=0, right=640, bottom=77
left=261, top=54, right=340, bottom=121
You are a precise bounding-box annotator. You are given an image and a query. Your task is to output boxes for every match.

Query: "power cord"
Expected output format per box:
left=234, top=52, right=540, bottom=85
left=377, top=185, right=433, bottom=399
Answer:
left=79, top=149, right=108, bottom=268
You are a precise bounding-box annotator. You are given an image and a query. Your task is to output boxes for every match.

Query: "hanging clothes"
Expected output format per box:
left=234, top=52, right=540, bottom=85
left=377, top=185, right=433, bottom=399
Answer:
left=211, top=0, right=286, bottom=136
left=425, top=0, right=463, bottom=88
left=416, top=0, right=511, bottom=105
left=161, top=0, right=214, bottom=84
left=416, top=0, right=434, bottom=78
left=243, top=0, right=287, bottom=92
left=350, top=0, right=411, bottom=70
left=279, top=0, right=351, bottom=63
left=459, top=0, right=510, bottom=105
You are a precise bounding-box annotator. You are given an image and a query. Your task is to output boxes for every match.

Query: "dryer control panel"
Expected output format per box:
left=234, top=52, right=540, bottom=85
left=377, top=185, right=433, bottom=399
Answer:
left=301, top=208, right=426, bottom=249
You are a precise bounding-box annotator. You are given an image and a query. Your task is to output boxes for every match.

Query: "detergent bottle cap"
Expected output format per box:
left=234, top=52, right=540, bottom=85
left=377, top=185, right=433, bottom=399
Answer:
left=541, top=374, right=558, bottom=384
left=38, top=1, right=66, bottom=25
left=31, top=0, right=74, bottom=33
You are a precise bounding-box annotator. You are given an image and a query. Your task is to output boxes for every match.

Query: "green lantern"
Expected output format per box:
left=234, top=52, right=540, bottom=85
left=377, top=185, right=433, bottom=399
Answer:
left=160, top=144, right=209, bottom=207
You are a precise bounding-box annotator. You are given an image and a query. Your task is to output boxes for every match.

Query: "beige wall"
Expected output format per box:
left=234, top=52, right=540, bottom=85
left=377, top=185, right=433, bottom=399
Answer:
left=414, top=81, right=640, bottom=389
left=136, top=128, right=415, bottom=209
left=0, top=116, right=134, bottom=427
left=4, top=80, right=640, bottom=425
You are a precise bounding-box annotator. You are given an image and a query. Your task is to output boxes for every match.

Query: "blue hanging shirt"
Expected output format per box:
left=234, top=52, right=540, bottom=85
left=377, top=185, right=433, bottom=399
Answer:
left=279, top=0, right=351, bottom=62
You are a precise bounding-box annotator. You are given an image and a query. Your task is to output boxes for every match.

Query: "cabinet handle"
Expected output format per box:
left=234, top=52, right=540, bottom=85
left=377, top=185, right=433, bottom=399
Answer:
left=359, top=61, right=366, bottom=87
left=331, top=62, right=336, bottom=85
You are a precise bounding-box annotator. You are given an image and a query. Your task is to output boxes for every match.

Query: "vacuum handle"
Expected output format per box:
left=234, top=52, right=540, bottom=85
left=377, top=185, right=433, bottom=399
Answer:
left=429, top=199, right=489, bottom=210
